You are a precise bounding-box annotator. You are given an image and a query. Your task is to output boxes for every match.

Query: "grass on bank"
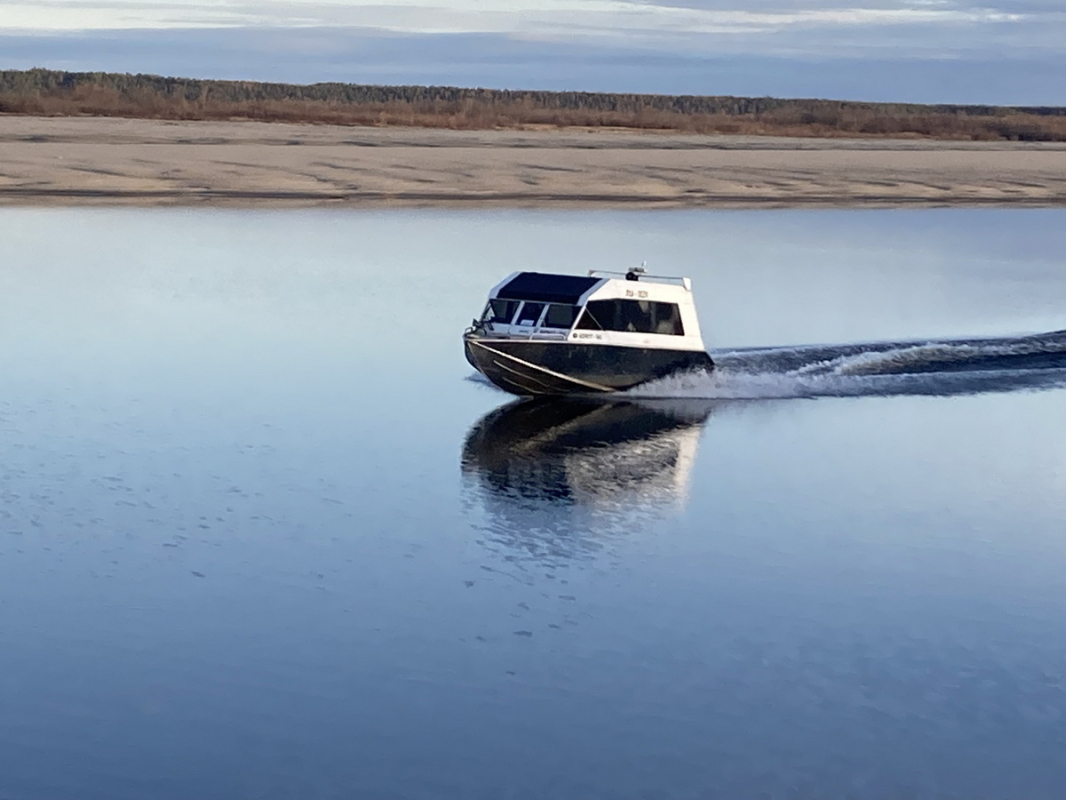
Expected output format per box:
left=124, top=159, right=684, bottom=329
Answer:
left=2, top=68, right=1065, bottom=142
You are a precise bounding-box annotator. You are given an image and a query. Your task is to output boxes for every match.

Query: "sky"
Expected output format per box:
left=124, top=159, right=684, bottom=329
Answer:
left=1, top=0, right=1064, bottom=104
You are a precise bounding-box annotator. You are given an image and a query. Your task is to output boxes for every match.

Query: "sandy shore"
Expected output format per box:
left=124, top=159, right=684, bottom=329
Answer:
left=2, top=115, right=1065, bottom=208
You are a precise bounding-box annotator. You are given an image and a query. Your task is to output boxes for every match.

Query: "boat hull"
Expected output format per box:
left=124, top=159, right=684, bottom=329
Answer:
left=464, top=335, right=714, bottom=396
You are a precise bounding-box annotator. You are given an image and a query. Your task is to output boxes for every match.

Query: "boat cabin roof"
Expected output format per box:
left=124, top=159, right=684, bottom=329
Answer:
left=494, top=272, right=601, bottom=305
left=490, top=270, right=691, bottom=306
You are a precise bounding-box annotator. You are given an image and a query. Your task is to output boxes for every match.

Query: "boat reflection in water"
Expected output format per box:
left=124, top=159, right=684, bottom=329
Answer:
left=461, top=397, right=716, bottom=566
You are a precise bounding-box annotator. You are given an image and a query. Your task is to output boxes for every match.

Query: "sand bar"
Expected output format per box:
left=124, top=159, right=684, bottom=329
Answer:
left=2, top=115, right=1065, bottom=208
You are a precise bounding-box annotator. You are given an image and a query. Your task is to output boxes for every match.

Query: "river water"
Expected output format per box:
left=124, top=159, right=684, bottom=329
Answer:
left=2, top=208, right=1066, bottom=799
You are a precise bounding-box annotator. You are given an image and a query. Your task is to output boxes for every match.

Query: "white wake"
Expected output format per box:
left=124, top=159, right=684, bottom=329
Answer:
left=627, top=333, right=1066, bottom=400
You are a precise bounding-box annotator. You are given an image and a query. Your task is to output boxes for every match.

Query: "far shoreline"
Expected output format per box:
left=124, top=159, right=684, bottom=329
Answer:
left=2, top=115, right=1065, bottom=209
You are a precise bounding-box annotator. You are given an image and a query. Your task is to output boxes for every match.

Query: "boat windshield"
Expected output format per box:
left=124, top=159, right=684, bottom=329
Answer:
left=482, top=299, right=580, bottom=330
left=515, top=302, right=546, bottom=326
left=542, top=304, right=580, bottom=329
left=482, top=299, right=520, bottom=324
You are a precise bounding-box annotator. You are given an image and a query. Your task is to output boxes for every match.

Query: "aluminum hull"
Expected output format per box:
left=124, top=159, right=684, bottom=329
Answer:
left=464, top=335, right=714, bottom=396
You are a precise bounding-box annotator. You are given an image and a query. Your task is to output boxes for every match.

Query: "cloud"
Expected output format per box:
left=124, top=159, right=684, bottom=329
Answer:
left=1, top=1, right=1063, bottom=103
left=2, top=26, right=1063, bottom=105
left=0, top=0, right=1053, bottom=35
left=2, top=0, right=1063, bottom=63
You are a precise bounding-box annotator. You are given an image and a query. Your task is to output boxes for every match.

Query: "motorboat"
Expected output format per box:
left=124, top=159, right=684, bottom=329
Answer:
left=463, top=267, right=714, bottom=396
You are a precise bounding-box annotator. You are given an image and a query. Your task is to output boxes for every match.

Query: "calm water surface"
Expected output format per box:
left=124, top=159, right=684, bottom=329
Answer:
left=2, top=208, right=1066, bottom=799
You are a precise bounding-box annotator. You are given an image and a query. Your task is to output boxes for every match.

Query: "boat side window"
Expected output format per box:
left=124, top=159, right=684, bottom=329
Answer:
left=574, top=303, right=605, bottom=330
left=574, top=299, right=684, bottom=335
left=650, top=302, right=685, bottom=336
left=484, top=299, right=520, bottom=325
left=542, top=304, right=579, bottom=329
left=625, top=301, right=655, bottom=333
left=515, top=301, right=546, bottom=327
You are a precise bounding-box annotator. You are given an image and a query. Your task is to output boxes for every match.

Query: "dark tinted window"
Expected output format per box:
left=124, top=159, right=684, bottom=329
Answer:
left=542, top=304, right=579, bottom=329
left=575, top=300, right=684, bottom=335
left=484, top=299, right=520, bottom=324
left=574, top=308, right=599, bottom=330
left=577, top=301, right=615, bottom=331
left=651, top=302, right=684, bottom=336
left=515, top=302, right=546, bottom=326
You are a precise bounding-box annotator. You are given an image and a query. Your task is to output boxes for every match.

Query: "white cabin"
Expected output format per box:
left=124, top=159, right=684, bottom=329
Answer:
left=478, top=269, right=706, bottom=353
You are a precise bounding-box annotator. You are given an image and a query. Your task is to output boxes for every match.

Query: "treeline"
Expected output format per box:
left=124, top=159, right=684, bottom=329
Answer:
left=2, top=68, right=1065, bottom=141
